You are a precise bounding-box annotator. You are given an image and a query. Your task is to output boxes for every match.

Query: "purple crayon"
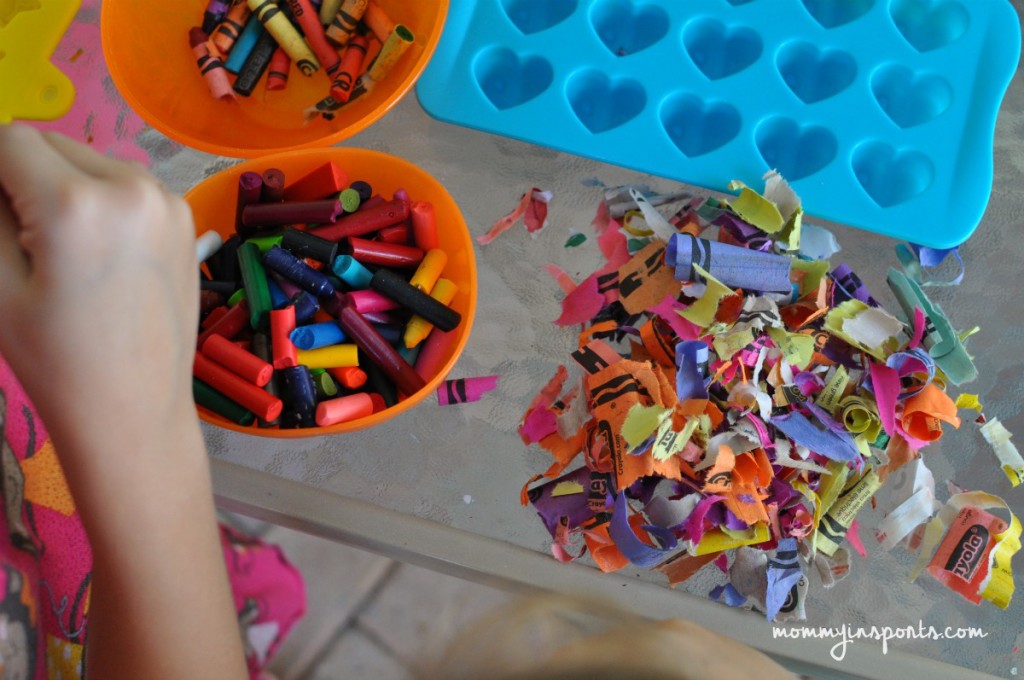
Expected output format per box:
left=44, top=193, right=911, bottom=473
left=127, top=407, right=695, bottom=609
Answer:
left=665, top=233, right=792, bottom=293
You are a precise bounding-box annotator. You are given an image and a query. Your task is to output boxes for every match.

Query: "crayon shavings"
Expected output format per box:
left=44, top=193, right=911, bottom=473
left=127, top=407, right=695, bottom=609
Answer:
left=519, top=173, right=1021, bottom=620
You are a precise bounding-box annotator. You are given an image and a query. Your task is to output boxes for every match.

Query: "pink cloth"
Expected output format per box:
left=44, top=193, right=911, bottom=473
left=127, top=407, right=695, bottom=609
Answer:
left=0, top=353, right=305, bottom=678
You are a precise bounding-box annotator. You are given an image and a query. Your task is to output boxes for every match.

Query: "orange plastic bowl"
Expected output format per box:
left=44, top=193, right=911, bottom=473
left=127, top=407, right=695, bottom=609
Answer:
left=185, top=147, right=477, bottom=436
left=101, top=1, right=448, bottom=157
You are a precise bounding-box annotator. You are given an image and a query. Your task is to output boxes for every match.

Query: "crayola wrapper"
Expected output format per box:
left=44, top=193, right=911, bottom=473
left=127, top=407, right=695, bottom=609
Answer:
left=927, top=506, right=1006, bottom=604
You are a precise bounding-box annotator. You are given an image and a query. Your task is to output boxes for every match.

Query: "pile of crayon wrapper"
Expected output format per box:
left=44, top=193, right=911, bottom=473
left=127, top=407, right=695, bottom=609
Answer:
left=194, top=161, right=461, bottom=429
left=520, top=173, right=1023, bottom=621
left=193, top=0, right=411, bottom=116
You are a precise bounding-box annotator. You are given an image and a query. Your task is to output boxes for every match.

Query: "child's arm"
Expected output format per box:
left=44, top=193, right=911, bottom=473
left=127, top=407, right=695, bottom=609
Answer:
left=0, top=125, right=247, bottom=679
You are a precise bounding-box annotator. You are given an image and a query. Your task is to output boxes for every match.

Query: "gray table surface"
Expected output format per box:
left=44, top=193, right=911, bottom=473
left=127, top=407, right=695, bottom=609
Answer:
left=143, top=15, right=1024, bottom=679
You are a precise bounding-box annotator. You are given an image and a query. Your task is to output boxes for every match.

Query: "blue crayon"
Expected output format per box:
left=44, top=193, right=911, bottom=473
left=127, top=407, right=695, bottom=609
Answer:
left=280, top=365, right=317, bottom=429
left=263, top=245, right=336, bottom=298
left=224, top=14, right=266, bottom=74
left=290, top=321, right=348, bottom=350
left=290, top=291, right=321, bottom=324
left=373, top=323, right=404, bottom=347
left=332, top=254, right=373, bottom=289
left=398, top=343, right=421, bottom=366
left=267, top=276, right=290, bottom=309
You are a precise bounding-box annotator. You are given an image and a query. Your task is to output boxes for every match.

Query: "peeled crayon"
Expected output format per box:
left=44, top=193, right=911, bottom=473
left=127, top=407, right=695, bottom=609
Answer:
left=404, top=278, right=457, bottom=349
left=436, top=375, right=500, bottom=406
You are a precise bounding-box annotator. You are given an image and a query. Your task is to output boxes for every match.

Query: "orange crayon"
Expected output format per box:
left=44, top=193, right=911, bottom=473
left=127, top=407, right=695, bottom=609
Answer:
left=210, top=1, right=252, bottom=55
left=315, top=393, right=374, bottom=426
left=325, top=0, right=368, bottom=47
left=362, top=0, right=394, bottom=42
left=328, top=366, right=367, bottom=389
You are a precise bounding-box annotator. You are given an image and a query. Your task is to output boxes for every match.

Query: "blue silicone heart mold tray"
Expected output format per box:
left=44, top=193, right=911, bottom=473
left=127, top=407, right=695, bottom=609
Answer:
left=416, top=0, right=1021, bottom=248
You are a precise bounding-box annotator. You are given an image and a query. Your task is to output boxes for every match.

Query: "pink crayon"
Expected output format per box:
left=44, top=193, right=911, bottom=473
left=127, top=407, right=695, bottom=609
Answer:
left=436, top=375, right=500, bottom=406
left=189, top=28, right=236, bottom=101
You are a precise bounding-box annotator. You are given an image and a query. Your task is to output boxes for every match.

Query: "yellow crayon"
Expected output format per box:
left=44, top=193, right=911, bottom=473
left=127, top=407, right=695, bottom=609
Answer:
left=319, top=0, right=343, bottom=25
left=247, top=0, right=320, bottom=76
left=409, top=249, right=448, bottom=293
left=367, top=24, right=414, bottom=82
left=403, top=279, right=457, bottom=349
left=296, top=344, right=360, bottom=369
left=325, top=0, right=368, bottom=47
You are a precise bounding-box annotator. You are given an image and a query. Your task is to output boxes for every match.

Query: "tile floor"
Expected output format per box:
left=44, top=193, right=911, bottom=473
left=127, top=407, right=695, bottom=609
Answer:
left=228, top=516, right=819, bottom=680
left=227, top=517, right=514, bottom=680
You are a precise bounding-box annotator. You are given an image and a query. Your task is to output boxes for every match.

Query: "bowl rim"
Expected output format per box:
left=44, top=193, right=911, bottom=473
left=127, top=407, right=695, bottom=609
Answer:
left=185, top=146, right=478, bottom=437
left=100, top=0, right=451, bottom=158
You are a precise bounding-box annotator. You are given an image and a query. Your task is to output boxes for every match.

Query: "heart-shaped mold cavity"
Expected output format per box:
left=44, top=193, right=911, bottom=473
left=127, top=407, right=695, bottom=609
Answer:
left=566, top=69, right=646, bottom=133
left=852, top=141, right=935, bottom=207
left=473, top=47, right=553, bottom=111
left=800, top=0, right=873, bottom=28
left=755, top=117, right=837, bottom=181
left=590, top=0, right=669, bottom=57
left=776, top=41, right=856, bottom=104
left=890, top=0, right=969, bottom=52
left=725, top=0, right=758, bottom=5
left=871, top=64, right=952, bottom=128
left=500, top=0, right=577, bottom=35
left=683, top=18, right=762, bottom=81
left=660, top=93, right=741, bottom=157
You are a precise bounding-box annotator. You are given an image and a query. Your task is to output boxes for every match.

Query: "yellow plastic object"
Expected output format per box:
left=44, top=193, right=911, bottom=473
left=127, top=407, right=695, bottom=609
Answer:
left=0, top=0, right=80, bottom=123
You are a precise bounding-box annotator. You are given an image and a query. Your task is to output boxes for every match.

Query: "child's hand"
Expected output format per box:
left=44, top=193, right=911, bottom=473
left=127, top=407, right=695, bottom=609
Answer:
left=0, top=125, right=199, bottom=447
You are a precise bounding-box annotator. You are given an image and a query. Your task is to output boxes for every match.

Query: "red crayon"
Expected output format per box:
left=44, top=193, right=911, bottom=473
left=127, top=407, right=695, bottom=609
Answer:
left=309, top=198, right=409, bottom=242
left=376, top=223, right=410, bottom=244
left=189, top=28, right=236, bottom=101
left=202, top=333, right=274, bottom=386
left=197, top=300, right=250, bottom=349
left=329, top=34, right=368, bottom=103
left=348, top=237, right=424, bottom=268
left=201, top=304, right=229, bottom=330
left=261, top=168, right=286, bottom=202
left=200, top=292, right=226, bottom=318
left=270, top=306, right=299, bottom=369
left=285, top=0, right=341, bottom=74
left=315, top=392, right=374, bottom=426
left=336, top=296, right=426, bottom=397
left=265, top=47, right=291, bottom=91
left=283, top=162, right=350, bottom=201
left=414, top=327, right=458, bottom=382
left=358, top=195, right=386, bottom=212
left=411, top=201, right=439, bottom=250
left=194, top=352, right=283, bottom=421
left=368, top=392, right=387, bottom=413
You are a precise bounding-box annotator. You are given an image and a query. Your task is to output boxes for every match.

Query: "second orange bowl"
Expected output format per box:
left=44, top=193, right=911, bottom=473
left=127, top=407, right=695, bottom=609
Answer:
left=185, top=147, right=477, bottom=436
